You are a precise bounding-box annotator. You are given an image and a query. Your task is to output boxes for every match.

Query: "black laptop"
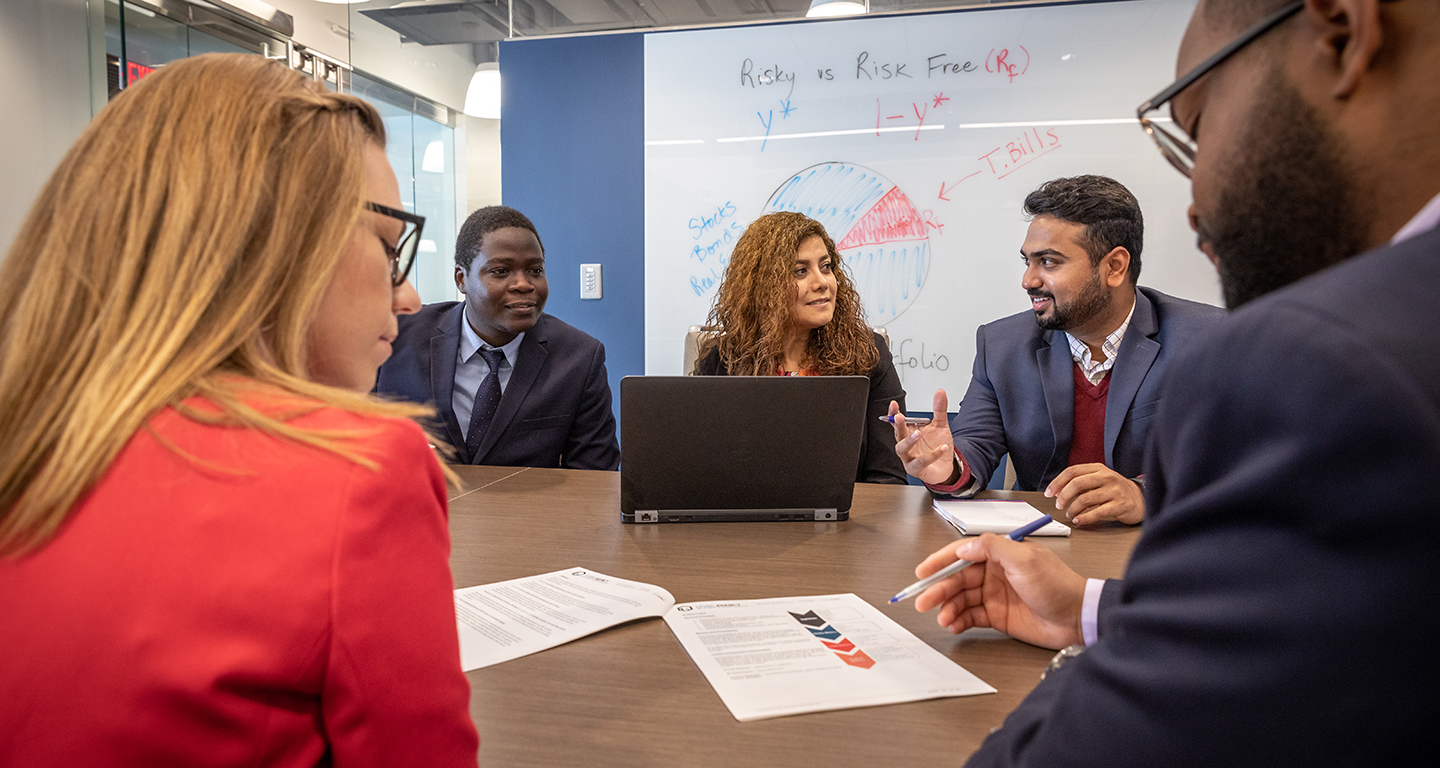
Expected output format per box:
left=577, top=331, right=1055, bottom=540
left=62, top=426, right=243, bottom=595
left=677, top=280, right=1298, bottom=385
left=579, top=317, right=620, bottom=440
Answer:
left=619, top=375, right=868, bottom=523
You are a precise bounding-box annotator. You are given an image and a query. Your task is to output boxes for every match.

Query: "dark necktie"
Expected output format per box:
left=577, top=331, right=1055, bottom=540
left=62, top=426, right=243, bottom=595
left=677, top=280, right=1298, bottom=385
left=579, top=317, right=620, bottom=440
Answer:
left=465, top=348, right=506, bottom=459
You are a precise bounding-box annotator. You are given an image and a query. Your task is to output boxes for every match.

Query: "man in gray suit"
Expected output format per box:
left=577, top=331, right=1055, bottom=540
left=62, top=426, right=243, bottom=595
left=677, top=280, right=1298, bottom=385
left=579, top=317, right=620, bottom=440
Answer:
left=891, top=176, right=1222, bottom=524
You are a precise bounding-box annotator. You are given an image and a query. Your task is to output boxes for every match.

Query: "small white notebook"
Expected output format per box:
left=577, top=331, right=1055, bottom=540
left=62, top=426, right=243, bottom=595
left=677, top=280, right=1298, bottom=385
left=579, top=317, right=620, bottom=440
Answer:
left=933, top=500, right=1071, bottom=536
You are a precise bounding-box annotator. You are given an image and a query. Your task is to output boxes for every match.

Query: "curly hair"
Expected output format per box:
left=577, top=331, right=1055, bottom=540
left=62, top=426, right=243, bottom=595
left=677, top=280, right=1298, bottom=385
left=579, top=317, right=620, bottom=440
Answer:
left=703, top=211, right=878, bottom=376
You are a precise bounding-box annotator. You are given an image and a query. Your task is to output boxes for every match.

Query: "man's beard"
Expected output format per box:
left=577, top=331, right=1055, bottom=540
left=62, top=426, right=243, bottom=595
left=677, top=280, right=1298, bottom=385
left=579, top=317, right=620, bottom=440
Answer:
left=1031, top=267, right=1109, bottom=331
left=1197, top=80, right=1368, bottom=309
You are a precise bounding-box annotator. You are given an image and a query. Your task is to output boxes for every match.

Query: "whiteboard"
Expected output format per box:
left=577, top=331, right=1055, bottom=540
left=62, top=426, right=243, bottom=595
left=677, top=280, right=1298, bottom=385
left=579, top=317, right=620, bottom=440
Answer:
left=643, top=0, right=1219, bottom=403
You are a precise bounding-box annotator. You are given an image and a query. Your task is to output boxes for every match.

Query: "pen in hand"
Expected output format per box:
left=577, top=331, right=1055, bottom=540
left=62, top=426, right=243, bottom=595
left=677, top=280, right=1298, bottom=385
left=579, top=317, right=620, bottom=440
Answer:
left=879, top=415, right=932, bottom=426
left=887, top=514, right=1056, bottom=604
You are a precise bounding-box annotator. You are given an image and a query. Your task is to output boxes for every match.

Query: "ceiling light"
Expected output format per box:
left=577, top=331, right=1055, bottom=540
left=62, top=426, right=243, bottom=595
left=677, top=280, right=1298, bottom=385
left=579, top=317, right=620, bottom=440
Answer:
left=421, top=141, right=445, bottom=173
left=807, top=0, right=867, bottom=18
left=464, top=62, right=501, bottom=120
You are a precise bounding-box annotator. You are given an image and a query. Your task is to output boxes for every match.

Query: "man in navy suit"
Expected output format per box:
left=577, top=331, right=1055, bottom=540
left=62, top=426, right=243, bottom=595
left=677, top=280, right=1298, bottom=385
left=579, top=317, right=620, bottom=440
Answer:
left=376, top=206, right=619, bottom=470
left=894, top=176, right=1222, bottom=525
left=901, top=1, right=1440, bottom=764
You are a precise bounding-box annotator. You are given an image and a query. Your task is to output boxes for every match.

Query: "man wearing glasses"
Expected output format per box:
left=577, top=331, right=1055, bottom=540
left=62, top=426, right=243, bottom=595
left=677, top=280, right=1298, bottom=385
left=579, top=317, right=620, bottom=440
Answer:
left=909, top=1, right=1439, bottom=763
left=377, top=206, right=620, bottom=470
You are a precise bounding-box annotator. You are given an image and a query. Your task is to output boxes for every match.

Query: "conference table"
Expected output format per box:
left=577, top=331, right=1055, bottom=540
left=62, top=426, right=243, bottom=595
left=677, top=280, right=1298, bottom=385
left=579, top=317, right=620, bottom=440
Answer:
left=447, top=466, right=1141, bottom=767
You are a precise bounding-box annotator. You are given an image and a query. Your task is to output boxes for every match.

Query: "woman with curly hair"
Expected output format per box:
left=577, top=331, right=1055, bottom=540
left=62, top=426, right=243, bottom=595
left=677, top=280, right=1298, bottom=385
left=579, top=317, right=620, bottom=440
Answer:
left=693, top=211, right=907, bottom=484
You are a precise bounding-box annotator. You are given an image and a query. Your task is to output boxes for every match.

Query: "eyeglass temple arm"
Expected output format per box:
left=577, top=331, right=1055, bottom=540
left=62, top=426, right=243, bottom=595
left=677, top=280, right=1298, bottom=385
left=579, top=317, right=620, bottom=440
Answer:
left=1136, top=0, right=1304, bottom=118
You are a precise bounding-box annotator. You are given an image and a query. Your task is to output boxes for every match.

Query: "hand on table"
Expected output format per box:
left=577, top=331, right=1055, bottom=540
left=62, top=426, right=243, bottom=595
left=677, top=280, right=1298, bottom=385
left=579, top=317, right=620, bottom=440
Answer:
left=913, top=534, right=1087, bottom=651
left=890, top=390, right=959, bottom=486
left=1045, top=464, right=1145, bottom=525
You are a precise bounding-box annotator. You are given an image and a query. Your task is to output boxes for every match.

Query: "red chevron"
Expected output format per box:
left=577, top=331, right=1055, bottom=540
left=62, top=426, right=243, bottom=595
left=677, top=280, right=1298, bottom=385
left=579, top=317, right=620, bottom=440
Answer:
left=822, top=639, right=855, bottom=652
left=836, top=649, right=876, bottom=669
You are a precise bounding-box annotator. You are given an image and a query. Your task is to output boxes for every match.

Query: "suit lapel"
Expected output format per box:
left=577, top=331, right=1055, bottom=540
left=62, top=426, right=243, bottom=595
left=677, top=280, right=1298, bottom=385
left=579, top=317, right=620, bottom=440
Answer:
left=431, top=305, right=468, bottom=462
left=1036, top=330, right=1075, bottom=480
left=1104, top=290, right=1160, bottom=466
left=472, top=315, right=550, bottom=464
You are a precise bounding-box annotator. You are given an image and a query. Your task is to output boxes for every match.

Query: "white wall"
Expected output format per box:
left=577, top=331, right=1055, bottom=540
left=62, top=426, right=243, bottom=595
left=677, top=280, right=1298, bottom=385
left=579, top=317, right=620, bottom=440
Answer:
left=0, top=0, right=95, bottom=254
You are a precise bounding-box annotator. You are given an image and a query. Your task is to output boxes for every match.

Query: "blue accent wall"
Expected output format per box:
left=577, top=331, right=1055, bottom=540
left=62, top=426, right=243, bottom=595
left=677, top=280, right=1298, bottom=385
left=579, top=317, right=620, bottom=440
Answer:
left=500, top=34, right=645, bottom=425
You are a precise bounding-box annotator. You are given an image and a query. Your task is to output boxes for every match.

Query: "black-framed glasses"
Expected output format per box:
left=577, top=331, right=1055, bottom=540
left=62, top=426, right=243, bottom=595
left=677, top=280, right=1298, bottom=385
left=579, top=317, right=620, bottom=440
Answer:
left=1136, top=1, right=1305, bottom=178
left=365, top=201, right=426, bottom=286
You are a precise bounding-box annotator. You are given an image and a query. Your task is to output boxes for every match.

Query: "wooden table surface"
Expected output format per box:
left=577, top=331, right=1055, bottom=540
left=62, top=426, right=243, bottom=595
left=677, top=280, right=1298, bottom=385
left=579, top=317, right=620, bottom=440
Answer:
left=446, top=466, right=1140, bottom=768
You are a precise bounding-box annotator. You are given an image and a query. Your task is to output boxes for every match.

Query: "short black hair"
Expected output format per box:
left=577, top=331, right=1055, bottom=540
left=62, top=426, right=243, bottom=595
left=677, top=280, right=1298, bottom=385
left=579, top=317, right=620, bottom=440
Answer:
left=1201, top=0, right=1296, bottom=31
left=454, top=205, right=545, bottom=272
left=1023, top=175, right=1143, bottom=284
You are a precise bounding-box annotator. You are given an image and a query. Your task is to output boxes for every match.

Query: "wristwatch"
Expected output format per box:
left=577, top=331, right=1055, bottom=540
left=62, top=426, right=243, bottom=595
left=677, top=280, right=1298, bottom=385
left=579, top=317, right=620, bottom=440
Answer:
left=1041, top=643, right=1088, bottom=680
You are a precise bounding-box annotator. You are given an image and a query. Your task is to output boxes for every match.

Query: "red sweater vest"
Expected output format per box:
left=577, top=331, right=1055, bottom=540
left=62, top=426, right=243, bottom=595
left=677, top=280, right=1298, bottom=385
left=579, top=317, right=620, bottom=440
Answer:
left=1067, top=361, right=1110, bottom=467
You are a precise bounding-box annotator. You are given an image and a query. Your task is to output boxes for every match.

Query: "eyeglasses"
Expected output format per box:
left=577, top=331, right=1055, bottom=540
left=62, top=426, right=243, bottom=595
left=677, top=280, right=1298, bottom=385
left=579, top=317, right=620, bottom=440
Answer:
left=365, top=201, right=426, bottom=287
left=1136, top=1, right=1304, bottom=178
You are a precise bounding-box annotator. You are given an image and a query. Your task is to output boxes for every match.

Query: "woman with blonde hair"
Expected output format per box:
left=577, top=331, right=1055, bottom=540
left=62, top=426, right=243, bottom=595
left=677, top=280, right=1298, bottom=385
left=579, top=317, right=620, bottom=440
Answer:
left=694, top=211, right=907, bottom=484
left=0, top=54, right=478, bottom=766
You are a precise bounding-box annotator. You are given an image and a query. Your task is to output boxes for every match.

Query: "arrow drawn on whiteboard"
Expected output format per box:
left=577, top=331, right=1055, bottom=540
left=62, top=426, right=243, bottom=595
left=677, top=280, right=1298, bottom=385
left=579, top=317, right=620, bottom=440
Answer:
left=938, top=171, right=982, bottom=201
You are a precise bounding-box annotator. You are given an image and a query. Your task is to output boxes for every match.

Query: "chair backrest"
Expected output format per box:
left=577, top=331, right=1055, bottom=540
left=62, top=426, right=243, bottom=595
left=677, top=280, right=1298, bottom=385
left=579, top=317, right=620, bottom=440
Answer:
left=683, top=326, right=716, bottom=376
left=682, top=326, right=891, bottom=375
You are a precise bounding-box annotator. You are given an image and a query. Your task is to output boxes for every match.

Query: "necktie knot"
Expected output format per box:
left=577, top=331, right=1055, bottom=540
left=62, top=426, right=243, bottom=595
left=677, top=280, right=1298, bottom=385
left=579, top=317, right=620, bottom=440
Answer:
left=477, top=347, right=505, bottom=369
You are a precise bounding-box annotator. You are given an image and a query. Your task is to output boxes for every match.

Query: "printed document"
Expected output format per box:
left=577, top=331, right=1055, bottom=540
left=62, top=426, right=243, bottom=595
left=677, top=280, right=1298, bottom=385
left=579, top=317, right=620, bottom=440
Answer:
left=933, top=499, right=1071, bottom=536
left=455, top=568, right=675, bottom=670
left=664, top=593, right=995, bottom=721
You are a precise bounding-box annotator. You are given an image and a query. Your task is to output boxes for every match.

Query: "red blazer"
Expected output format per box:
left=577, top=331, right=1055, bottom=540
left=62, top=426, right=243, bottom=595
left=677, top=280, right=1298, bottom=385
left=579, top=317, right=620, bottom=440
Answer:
left=0, top=397, right=479, bottom=767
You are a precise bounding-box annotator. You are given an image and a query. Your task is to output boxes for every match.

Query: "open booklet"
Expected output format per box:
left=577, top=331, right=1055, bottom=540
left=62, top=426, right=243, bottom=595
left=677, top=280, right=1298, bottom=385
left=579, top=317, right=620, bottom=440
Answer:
left=454, top=568, right=675, bottom=670
left=456, top=570, right=995, bottom=721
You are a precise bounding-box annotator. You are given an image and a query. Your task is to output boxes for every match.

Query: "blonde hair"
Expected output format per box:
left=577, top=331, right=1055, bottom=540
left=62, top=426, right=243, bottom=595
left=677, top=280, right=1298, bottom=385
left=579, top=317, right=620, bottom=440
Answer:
left=703, top=211, right=878, bottom=376
left=0, top=53, right=435, bottom=557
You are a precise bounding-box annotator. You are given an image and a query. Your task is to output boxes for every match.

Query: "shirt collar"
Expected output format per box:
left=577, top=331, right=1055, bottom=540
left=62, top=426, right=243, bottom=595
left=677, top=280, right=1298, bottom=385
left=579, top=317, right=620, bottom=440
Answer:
left=1065, top=298, right=1136, bottom=381
left=458, top=307, right=525, bottom=366
left=1391, top=191, right=1440, bottom=245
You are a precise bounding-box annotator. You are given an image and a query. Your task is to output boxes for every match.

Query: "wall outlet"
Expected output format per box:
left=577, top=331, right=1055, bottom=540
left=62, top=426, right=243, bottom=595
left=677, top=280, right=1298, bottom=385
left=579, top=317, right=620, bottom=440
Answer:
left=580, top=263, right=602, bottom=299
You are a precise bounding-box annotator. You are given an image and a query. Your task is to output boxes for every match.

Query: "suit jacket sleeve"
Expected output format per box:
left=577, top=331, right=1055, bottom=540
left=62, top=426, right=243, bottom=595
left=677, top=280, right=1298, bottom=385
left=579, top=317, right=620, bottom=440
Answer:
left=966, top=301, right=1437, bottom=767
left=859, top=333, right=907, bottom=485
left=561, top=340, right=620, bottom=471
left=322, top=420, right=479, bottom=768
left=949, top=324, right=1008, bottom=494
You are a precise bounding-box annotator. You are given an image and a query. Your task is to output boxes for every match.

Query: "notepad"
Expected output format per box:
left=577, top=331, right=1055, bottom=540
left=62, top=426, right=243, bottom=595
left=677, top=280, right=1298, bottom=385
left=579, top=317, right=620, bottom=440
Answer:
left=933, top=500, right=1071, bottom=536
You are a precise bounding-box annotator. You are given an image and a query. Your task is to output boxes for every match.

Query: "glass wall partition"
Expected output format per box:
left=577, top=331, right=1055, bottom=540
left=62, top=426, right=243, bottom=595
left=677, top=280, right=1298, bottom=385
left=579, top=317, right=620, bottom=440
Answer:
left=99, top=0, right=462, bottom=305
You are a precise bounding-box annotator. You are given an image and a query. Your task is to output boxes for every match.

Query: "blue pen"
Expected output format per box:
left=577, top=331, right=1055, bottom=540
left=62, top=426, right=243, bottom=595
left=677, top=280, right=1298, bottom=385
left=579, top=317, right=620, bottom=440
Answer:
left=878, top=415, right=932, bottom=426
left=887, top=514, right=1055, bottom=604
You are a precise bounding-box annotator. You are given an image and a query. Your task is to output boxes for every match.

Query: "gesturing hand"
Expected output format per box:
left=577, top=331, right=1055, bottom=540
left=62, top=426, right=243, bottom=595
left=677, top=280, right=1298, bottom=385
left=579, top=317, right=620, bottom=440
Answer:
left=913, top=534, right=1088, bottom=651
left=890, top=389, right=959, bottom=486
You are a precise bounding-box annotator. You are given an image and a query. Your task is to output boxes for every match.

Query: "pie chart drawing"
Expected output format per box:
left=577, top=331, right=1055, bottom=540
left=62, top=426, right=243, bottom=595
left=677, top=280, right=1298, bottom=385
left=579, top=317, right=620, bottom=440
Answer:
left=762, top=162, right=930, bottom=326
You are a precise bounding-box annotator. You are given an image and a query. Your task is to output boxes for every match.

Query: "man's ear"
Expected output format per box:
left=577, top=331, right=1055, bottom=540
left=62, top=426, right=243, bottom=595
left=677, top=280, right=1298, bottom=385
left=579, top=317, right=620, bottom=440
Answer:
left=1303, top=0, right=1384, bottom=99
left=1103, top=247, right=1132, bottom=288
left=453, top=265, right=466, bottom=294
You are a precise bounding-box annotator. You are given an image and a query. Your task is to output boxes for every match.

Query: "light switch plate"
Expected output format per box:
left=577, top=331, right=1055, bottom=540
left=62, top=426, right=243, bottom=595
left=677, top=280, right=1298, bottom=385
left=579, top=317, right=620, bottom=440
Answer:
left=581, top=263, right=602, bottom=299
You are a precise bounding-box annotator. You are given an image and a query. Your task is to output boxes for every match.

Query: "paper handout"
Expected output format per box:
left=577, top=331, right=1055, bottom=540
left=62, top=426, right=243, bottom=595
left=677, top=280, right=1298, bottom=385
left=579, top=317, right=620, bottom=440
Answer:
left=455, top=568, right=675, bottom=671
left=933, top=499, right=1071, bottom=536
left=664, top=593, right=995, bottom=721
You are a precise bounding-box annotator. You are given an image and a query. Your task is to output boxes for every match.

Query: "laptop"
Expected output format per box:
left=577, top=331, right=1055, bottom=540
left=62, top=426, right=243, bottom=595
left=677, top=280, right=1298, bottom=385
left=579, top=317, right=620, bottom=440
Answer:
left=620, top=375, right=868, bottom=523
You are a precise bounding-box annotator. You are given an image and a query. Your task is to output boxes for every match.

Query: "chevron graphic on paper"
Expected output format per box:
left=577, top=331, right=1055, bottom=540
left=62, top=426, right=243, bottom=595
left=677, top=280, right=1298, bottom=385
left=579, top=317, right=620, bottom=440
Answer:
left=789, top=608, right=876, bottom=670
left=835, top=649, right=876, bottom=669
left=806, top=625, right=842, bottom=641
left=788, top=610, right=827, bottom=627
